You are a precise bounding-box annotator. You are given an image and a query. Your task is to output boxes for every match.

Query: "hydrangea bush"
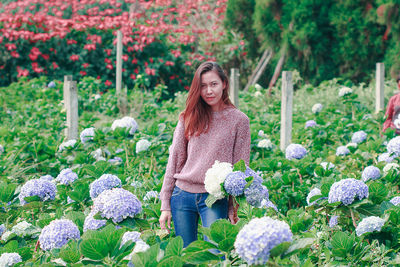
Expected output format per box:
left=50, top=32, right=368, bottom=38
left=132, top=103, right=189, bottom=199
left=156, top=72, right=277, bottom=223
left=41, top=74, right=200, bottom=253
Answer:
left=89, top=174, right=122, bottom=199
left=355, top=216, right=385, bottom=236
left=56, top=168, right=78, bottom=185
left=361, top=166, right=381, bottom=182
left=80, top=127, right=95, bottom=143
left=0, top=253, right=22, bottom=267
left=19, top=178, right=57, bottom=205
left=38, top=219, right=80, bottom=251
left=285, top=144, right=307, bottom=160
left=328, top=178, right=369, bottom=205
left=111, top=117, right=138, bottom=135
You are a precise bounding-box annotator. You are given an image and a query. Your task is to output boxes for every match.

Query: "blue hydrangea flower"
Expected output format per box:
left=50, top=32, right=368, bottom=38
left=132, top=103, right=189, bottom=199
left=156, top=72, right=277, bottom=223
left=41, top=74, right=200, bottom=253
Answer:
left=111, top=116, right=138, bottom=135
left=351, top=130, right=367, bottom=144
left=0, top=252, right=22, bottom=266
left=39, top=174, right=54, bottom=181
left=143, top=190, right=160, bottom=201
left=285, top=144, right=307, bottom=160
left=93, top=188, right=142, bottom=223
left=390, top=196, right=400, bottom=206
left=234, top=217, right=293, bottom=265
left=39, top=219, right=80, bottom=251
left=56, top=168, right=78, bottom=185
left=244, top=166, right=263, bottom=184
left=321, top=162, right=335, bottom=170
left=83, top=211, right=107, bottom=232
left=387, top=136, right=400, bottom=156
left=47, top=81, right=56, bottom=88
left=89, top=174, right=122, bottom=199
left=328, top=178, right=369, bottom=205
left=19, top=179, right=57, bottom=205
left=244, top=183, right=269, bottom=207
left=0, top=224, right=5, bottom=237
left=121, top=231, right=141, bottom=247
left=336, top=146, right=350, bottom=156
left=305, top=120, right=317, bottom=128
left=378, top=152, right=396, bottom=163
left=329, top=215, right=338, bottom=228
left=306, top=188, right=321, bottom=206
left=259, top=199, right=278, bottom=212
left=361, top=166, right=381, bottom=182
left=130, top=180, right=143, bottom=188
left=80, top=127, right=95, bottom=144
left=224, top=171, right=247, bottom=196
left=355, top=216, right=385, bottom=236
left=115, top=148, right=124, bottom=154
left=108, top=157, right=123, bottom=164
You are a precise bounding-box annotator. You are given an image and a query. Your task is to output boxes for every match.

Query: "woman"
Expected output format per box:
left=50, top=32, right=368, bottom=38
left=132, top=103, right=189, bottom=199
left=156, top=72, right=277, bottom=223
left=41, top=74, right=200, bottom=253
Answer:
left=159, top=61, right=250, bottom=247
left=383, top=74, right=400, bottom=134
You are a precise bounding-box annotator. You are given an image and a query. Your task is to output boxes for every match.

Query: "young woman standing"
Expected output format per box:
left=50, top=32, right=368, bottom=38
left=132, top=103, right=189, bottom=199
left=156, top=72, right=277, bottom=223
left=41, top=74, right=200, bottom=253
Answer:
left=159, top=61, right=251, bottom=247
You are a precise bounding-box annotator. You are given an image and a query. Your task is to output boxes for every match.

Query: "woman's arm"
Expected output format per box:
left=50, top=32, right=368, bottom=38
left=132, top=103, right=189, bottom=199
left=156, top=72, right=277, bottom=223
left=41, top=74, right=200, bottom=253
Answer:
left=383, top=97, right=395, bottom=132
left=232, top=115, right=251, bottom=165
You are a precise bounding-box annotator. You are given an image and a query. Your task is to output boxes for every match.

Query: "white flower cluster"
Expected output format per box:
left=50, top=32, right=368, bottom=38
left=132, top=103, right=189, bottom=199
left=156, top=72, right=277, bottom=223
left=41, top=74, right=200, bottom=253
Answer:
left=257, top=139, right=273, bottom=149
left=204, top=161, right=233, bottom=199
left=355, top=216, right=385, bottom=236
left=306, top=188, right=321, bottom=206
left=58, top=139, right=77, bottom=152
left=0, top=144, right=4, bottom=155
left=383, top=163, right=399, bottom=176
left=136, top=139, right=151, bottom=153
left=312, top=103, right=323, bottom=113
left=80, top=127, right=95, bottom=143
left=11, top=221, right=40, bottom=237
left=111, top=116, right=138, bottom=135
left=0, top=252, right=22, bottom=267
left=338, top=86, right=352, bottom=97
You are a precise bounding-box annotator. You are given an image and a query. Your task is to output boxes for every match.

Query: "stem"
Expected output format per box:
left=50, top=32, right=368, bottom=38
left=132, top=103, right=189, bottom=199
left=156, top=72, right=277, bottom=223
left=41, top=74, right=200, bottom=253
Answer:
left=350, top=208, right=357, bottom=228
left=296, top=168, right=303, bottom=184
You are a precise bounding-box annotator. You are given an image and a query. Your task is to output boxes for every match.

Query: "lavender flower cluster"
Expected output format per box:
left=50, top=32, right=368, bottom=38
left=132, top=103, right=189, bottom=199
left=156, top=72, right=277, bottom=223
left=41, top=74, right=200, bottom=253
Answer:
left=0, top=224, right=5, bottom=237
left=387, top=136, right=400, bottom=156
left=224, top=171, right=247, bottom=197
left=351, top=130, right=367, bottom=144
left=19, top=178, right=57, bottom=205
left=58, top=139, right=77, bottom=152
left=378, top=152, right=395, bottom=163
left=120, top=231, right=150, bottom=254
left=361, top=166, right=381, bottom=182
left=390, top=196, right=400, bottom=206
left=39, top=219, right=80, bottom=251
left=56, top=168, right=78, bottom=185
left=305, top=120, right=317, bottom=128
left=143, top=190, right=160, bottom=202
left=93, top=188, right=142, bottom=223
left=83, top=210, right=107, bottom=232
left=285, top=144, right=307, bottom=160
left=0, top=252, right=22, bottom=266
left=259, top=199, right=278, bottom=212
left=234, top=217, right=293, bottom=265
left=328, top=178, right=369, bottom=205
left=111, top=116, right=138, bottom=135
left=245, top=184, right=269, bottom=207
left=306, top=188, right=321, bottom=206
left=80, top=127, right=95, bottom=144
left=329, top=216, right=339, bottom=228
left=336, top=146, right=350, bottom=156
left=89, top=174, right=122, bottom=199
left=355, top=216, right=385, bottom=236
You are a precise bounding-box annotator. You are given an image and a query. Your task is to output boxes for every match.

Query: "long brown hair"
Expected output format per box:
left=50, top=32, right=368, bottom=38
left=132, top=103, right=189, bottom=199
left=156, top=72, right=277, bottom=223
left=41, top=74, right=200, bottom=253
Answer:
left=181, top=61, right=233, bottom=139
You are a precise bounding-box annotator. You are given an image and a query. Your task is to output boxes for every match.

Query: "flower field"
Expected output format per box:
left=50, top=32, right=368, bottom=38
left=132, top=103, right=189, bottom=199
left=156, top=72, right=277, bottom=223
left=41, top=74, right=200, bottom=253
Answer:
left=2, top=75, right=400, bottom=266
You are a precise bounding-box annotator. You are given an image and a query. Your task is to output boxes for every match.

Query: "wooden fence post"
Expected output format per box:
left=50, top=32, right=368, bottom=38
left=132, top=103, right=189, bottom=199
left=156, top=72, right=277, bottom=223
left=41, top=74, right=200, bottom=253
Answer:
left=64, top=80, right=78, bottom=140
left=376, top=63, right=384, bottom=113
left=230, top=68, right=239, bottom=107
left=280, top=71, right=293, bottom=151
left=63, top=75, right=72, bottom=110
left=116, top=30, right=128, bottom=114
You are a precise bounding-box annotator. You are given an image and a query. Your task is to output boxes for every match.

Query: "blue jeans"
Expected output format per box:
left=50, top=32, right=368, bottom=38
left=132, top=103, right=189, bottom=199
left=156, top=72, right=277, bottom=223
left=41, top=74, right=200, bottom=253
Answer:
left=170, top=186, right=228, bottom=248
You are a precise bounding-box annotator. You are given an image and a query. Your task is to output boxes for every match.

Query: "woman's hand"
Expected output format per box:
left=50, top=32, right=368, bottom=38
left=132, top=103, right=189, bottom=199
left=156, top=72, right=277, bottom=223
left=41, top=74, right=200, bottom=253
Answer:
left=229, top=213, right=239, bottom=224
left=159, top=210, right=172, bottom=231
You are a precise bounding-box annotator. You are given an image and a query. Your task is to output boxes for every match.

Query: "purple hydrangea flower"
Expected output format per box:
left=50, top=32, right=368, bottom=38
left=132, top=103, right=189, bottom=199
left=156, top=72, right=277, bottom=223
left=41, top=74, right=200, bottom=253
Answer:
left=244, top=166, right=263, bottom=184
left=305, top=120, right=317, bottom=128
left=89, top=174, right=122, bottom=199
left=121, top=231, right=141, bottom=247
left=336, top=146, right=350, bottom=156
left=111, top=116, right=138, bottom=135
left=80, top=127, right=95, bottom=144
left=143, top=190, right=160, bottom=201
left=19, top=179, right=57, bottom=205
left=306, top=188, right=321, bottom=206
left=0, top=224, right=5, bottom=237
left=328, top=178, right=369, bottom=205
left=361, top=166, right=381, bottom=182
left=56, top=168, right=78, bottom=185
left=234, top=217, right=293, bottom=265
left=93, top=188, right=142, bottom=223
left=0, top=252, right=22, bottom=266
left=387, top=136, right=400, bottom=156
left=351, top=130, right=367, bottom=144
left=224, top=171, right=247, bottom=196
left=108, top=157, right=123, bottom=164
left=83, top=210, right=107, bottom=232
left=47, top=81, right=56, bottom=88
left=39, top=174, right=54, bottom=181
left=390, top=196, right=400, bottom=206
left=259, top=199, right=278, bottom=212
left=378, top=152, right=396, bottom=163
left=285, top=144, right=307, bottom=160
left=39, top=219, right=80, bottom=251
left=244, top=183, right=269, bottom=207
left=321, top=162, right=335, bottom=170
left=329, top=215, right=338, bottom=228
left=355, top=216, right=385, bottom=236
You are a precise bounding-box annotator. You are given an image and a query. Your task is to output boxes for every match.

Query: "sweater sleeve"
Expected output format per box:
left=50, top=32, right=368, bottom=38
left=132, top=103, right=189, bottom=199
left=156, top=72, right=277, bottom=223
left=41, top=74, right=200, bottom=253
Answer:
left=383, top=97, right=394, bottom=132
left=160, top=118, right=188, bottom=211
left=232, top=115, right=251, bottom=166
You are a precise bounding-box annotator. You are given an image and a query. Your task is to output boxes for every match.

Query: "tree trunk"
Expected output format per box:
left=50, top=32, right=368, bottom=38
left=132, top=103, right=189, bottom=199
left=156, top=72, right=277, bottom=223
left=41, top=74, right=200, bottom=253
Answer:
left=268, top=50, right=286, bottom=95
left=244, top=49, right=272, bottom=91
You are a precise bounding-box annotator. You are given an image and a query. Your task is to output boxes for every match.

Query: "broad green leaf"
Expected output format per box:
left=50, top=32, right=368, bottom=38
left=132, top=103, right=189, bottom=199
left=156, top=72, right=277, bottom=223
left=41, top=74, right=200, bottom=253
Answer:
left=210, top=219, right=238, bottom=244
left=331, top=232, right=354, bottom=257
left=157, top=256, right=184, bottom=267
left=233, top=159, right=246, bottom=172
left=131, top=243, right=160, bottom=267
left=59, top=240, right=81, bottom=263
left=284, top=238, right=315, bottom=256
left=368, top=182, right=388, bottom=204
left=269, top=241, right=291, bottom=258
left=355, top=203, right=381, bottom=216
left=217, top=238, right=235, bottom=252
left=0, top=182, right=17, bottom=203
left=165, top=236, right=183, bottom=257
left=65, top=211, right=85, bottom=230
left=80, top=238, right=108, bottom=260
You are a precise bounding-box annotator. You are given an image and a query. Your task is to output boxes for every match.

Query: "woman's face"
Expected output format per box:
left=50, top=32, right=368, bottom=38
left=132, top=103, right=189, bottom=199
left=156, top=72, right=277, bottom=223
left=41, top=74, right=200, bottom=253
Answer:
left=200, top=70, right=225, bottom=111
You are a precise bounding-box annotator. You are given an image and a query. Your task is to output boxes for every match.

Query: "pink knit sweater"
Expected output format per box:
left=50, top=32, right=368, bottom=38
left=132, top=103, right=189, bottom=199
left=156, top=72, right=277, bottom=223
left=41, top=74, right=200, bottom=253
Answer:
left=160, top=106, right=251, bottom=211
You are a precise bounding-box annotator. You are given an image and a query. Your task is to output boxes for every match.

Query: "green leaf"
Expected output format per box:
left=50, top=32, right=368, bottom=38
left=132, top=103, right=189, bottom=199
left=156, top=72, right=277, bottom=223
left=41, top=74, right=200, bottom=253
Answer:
left=131, top=243, right=160, bottom=267
left=284, top=238, right=315, bottom=256
left=0, top=182, right=16, bottom=203
left=233, top=159, right=246, bottom=172
left=65, top=211, right=85, bottom=230
left=381, top=201, right=394, bottom=214
left=270, top=241, right=291, bottom=258
left=4, top=240, right=18, bottom=252
left=368, top=182, right=388, bottom=204
left=182, top=240, right=219, bottom=264
left=165, top=236, right=183, bottom=257
left=157, top=256, right=184, bottom=267
left=210, top=219, right=238, bottom=244
left=59, top=240, right=81, bottom=264
left=68, top=183, right=89, bottom=203
left=80, top=238, right=108, bottom=260
left=355, top=203, right=382, bottom=216
left=101, top=224, right=124, bottom=255
left=205, top=194, right=220, bottom=208
left=217, top=238, right=236, bottom=252
left=331, top=232, right=354, bottom=257
left=23, top=195, right=41, bottom=203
